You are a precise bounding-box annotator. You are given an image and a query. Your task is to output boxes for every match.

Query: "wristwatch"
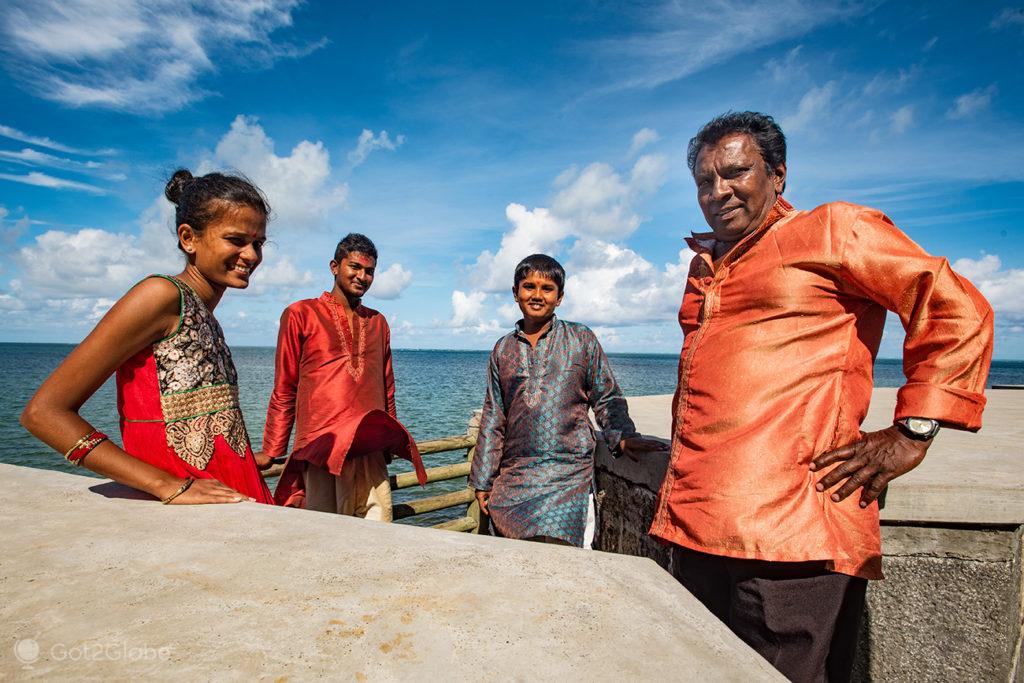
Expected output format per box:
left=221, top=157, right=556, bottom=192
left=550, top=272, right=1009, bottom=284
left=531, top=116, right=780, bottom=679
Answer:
left=895, top=417, right=940, bottom=441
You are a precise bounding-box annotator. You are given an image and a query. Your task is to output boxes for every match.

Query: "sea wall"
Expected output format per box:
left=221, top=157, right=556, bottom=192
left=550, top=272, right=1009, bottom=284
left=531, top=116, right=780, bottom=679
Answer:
left=0, top=463, right=782, bottom=681
left=595, top=389, right=1024, bottom=682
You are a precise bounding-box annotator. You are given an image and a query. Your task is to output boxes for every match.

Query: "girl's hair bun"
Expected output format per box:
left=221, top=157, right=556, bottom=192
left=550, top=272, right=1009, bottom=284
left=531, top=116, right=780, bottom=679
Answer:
left=164, top=168, right=194, bottom=206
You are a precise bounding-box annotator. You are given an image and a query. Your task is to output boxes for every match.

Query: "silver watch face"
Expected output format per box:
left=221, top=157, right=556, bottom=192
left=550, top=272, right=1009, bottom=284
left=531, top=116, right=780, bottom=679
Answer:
left=905, top=417, right=937, bottom=435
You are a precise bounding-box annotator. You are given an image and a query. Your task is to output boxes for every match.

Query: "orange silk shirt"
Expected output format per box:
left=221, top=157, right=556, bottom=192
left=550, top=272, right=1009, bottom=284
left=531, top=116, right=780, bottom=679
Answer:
left=650, top=198, right=994, bottom=579
left=263, top=293, right=426, bottom=507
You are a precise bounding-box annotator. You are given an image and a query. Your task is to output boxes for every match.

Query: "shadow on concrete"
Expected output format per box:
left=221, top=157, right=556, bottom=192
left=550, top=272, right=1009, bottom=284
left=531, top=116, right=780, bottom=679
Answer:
left=88, top=481, right=157, bottom=501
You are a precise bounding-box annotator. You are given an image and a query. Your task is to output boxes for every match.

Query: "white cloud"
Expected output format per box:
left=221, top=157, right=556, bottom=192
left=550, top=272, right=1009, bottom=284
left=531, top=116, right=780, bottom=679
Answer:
left=629, top=154, right=670, bottom=195
left=0, top=171, right=107, bottom=194
left=347, top=130, right=406, bottom=167
left=890, top=105, right=914, bottom=134
left=863, top=67, right=917, bottom=96
left=469, top=204, right=570, bottom=292
left=0, top=207, right=30, bottom=248
left=1, top=0, right=320, bottom=113
left=6, top=0, right=147, bottom=61
left=15, top=224, right=178, bottom=299
left=0, top=293, right=26, bottom=311
left=627, top=128, right=659, bottom=157
left=781, top=81, right=836, bottom=132
left=923, top=37, right=938, bottom=52
left=990, top=8, right=1024, bottom=31
left=559, top=240, right=695, bottom=325
left=551, top=163, right=634, bottom=235
left=764, top=46, right=804, bottom=83
left=461, top=140, right=673, bottom=331
left=0, top=147, right=103, bottom=170
left=2, top=115, right=358, bottom=325
left=0, top=148, right=122, bottom=181
left=0, top=123, right=115, bottom=155
left=587, top=0, right=865, bottom=92
left=497, top=302, right=521, bottom=326
left=368, top=263, right=413, bottom=300
left=550, top=154, right=669, bottom=238
left=248, top=255, right=314, bottom=294
left=947, top=85, right=998, bottom=120
left=952, top=254, right=1024, bottom=319
left=450, top=290, right=499, bottom=334
left=202, top=115, right=348, bottom=229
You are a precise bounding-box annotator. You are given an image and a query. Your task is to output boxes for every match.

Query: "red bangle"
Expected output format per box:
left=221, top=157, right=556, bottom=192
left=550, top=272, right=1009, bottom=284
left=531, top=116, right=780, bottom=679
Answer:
left=64, top=431, right=108, bottom=466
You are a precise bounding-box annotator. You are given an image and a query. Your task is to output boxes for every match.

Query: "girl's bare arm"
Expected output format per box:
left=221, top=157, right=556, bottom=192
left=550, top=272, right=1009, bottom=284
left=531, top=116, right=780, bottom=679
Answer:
left=20, top=278, right=249, bottom=504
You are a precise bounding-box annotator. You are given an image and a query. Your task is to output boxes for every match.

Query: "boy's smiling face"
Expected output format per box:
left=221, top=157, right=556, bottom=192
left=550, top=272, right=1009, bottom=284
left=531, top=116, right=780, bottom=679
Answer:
left=513, top=271, right=563, bottom=327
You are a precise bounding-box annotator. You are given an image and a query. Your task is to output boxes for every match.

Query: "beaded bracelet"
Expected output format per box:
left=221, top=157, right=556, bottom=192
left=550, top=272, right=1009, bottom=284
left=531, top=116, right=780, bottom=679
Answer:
left=63, top=430, right=108, bottom=467
left=161, top=478, right=194, bottom=505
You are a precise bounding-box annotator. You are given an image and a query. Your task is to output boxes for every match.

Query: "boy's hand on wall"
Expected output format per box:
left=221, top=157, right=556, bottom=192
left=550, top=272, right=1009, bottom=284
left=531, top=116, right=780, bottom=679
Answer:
left=618, top=436, right=670, bottom=461
left=475, top=490, right=491, bottom=515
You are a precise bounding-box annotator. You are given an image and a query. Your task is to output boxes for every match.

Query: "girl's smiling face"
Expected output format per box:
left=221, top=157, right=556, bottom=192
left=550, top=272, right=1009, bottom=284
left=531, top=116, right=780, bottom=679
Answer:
left=180, top=203, right=267, bottom=290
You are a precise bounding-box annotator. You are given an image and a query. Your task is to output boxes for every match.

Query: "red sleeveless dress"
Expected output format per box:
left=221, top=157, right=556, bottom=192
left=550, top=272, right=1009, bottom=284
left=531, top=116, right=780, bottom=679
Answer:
left=115, top=275, right=274, bottom=503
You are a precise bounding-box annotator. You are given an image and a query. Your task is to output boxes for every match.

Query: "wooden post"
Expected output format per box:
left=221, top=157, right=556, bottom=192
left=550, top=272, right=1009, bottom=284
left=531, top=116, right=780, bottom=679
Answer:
left=465, top=410, right=487, bottom=534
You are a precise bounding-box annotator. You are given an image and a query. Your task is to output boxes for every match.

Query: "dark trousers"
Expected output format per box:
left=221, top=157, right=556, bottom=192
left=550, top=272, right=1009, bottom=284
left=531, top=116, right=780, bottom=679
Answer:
left=671, top=546, right=866, bottom=683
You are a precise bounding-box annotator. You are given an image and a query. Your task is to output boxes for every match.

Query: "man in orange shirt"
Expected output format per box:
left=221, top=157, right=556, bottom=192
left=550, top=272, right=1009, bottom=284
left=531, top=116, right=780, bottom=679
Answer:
left=653, top=112, right=993, bottom=682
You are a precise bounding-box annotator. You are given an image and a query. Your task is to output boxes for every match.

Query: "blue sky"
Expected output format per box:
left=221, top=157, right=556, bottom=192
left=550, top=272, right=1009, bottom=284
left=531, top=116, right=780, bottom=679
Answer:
left=1, top=0, right=1022, bottom=358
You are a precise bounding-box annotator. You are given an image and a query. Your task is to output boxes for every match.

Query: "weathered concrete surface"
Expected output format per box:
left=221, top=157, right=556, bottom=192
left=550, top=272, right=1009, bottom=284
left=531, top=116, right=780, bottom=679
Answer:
left=0, top=463, right=782, bottom=682
left=597, top=388, right=1024, bottom=682
left=855, top=526, right=1023, bottom=681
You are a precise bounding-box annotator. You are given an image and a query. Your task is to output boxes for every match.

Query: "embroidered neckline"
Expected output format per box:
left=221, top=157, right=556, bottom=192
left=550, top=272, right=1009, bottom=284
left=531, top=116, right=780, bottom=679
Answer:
left=321, top=292, right=367, bottom=381
left=516, top=319, right=562, bottom=409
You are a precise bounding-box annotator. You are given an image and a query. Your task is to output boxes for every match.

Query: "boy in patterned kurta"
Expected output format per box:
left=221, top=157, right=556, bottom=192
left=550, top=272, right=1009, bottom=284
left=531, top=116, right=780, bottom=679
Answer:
left=469, top=254, right=666, bottom=546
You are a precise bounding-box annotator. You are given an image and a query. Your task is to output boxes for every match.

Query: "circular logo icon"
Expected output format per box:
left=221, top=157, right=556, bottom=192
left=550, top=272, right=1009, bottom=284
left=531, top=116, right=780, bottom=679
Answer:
left=14, top=638, right=40, bottom=665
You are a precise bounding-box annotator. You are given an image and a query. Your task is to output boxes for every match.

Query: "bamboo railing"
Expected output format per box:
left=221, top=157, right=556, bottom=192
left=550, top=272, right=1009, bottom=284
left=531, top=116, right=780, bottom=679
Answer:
left=262, top=412, right=485, bottom=533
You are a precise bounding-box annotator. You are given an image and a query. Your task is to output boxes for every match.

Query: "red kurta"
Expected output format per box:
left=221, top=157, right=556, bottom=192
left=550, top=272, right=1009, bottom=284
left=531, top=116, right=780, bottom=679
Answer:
left=650, top=199, right=994, bottom=579
left=263, top=292, right=426, bottom=507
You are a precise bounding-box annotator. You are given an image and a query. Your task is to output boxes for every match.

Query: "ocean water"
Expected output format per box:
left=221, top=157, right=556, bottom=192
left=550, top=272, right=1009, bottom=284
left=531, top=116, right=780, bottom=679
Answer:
left=2, top=343, right=1021, bottom=526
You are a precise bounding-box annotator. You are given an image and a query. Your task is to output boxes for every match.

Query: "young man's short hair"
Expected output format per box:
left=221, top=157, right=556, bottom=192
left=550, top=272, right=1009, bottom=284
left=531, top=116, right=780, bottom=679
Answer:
left=513, top=254, right=565, bottom=294
left=334, top=233, right=378, bottom=262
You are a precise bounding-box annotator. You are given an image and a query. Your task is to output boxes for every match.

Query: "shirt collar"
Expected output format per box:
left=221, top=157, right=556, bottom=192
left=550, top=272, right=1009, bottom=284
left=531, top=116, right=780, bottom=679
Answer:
left=687, top=196, right=795, bottom=254
left=320, top=291, right=363, bottom=314
left=514, top=315, right=559, bottom=342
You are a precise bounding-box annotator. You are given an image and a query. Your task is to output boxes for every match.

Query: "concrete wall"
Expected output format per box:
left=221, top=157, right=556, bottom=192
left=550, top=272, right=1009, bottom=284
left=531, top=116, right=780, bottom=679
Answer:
left=0, top=463, right=783, bottom=681
left=594, top=389, right=1024, bottom=682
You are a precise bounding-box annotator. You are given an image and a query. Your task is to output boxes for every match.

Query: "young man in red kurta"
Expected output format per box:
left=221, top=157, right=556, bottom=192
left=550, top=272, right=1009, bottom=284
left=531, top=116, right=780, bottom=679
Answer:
left=257, top=233, right=426, bottom=517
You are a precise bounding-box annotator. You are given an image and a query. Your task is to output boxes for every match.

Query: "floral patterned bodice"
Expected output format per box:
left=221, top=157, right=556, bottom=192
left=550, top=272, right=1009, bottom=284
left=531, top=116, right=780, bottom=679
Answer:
left=152, top=276, right=249, bottom=470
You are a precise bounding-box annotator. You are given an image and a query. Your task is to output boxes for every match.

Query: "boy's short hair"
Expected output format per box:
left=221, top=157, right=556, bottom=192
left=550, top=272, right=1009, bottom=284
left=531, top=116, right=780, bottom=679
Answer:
left=334, top=233, right=378, bottom=262
left=513, top=254, right=565, bottom=294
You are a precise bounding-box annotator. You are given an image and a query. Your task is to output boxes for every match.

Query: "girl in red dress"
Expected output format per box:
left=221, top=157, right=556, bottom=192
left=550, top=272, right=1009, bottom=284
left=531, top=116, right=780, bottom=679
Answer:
left=21, top=169, right=274, bottom=505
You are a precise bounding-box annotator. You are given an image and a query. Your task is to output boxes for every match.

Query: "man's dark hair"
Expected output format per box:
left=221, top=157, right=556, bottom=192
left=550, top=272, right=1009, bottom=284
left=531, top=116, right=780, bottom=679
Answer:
left=334, top=233, right=378, bottom=262
left=513, top=254, right=566, bottom=294
left=686, top=111, right=787, bottom=185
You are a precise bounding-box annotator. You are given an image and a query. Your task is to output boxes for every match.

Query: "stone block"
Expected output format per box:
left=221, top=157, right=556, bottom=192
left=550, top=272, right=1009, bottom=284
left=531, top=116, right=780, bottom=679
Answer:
left=853, top=525, right=1023, bottom=682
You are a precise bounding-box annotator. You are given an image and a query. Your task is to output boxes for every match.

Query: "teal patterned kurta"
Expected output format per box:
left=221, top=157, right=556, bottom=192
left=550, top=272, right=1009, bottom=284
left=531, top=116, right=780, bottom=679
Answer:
left=469, top=317, right=637, bottom=546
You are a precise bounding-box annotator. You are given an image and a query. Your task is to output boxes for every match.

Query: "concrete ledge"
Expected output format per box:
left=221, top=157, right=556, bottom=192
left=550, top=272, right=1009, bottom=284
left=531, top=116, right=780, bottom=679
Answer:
left=0, top=463, right=781, bottom=681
